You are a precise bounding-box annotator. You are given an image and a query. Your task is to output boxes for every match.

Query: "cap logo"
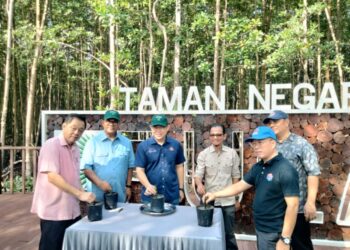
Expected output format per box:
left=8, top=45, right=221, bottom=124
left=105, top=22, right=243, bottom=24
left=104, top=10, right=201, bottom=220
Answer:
left=252, top=128, right=259, bottom=135
left=270, top=111, right=276, bottom=116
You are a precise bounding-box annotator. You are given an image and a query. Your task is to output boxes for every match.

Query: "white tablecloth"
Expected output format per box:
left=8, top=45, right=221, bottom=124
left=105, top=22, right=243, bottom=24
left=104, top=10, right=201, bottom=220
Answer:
left=63, top=203, right=225, bottom=250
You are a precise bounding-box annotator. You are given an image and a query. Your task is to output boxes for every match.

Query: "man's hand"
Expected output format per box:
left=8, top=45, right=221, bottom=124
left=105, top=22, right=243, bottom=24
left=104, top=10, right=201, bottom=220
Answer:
left=235, top=200, right=241, bottom=211
left=202, top=192, right=216, bottom=204
left=196, top=183, right=206, bottom=196
left=304, top=201, right=317, bottom=221
left=78, top=191, right=96, bottom=203
left=276, top=239, right=290, bottom=250
left=126, top=187, right=132, bottom=201
left=144, top=184, right=157, bottom=196
left=179, top=189, right=185, bottom=202
left=98, top=181, right=112, bottom=192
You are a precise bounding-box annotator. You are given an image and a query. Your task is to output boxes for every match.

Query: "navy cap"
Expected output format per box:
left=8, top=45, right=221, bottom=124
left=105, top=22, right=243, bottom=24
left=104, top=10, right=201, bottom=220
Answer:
left=245, top=126, right=277, bottom=142
left=263, top=110, right=288, bottom=124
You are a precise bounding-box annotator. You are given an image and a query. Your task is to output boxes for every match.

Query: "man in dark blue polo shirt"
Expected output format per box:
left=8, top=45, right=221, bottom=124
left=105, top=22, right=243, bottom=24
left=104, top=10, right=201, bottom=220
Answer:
left=135, top=114, right=186, bottom=205
left=203, top=126, right=299, bottom=250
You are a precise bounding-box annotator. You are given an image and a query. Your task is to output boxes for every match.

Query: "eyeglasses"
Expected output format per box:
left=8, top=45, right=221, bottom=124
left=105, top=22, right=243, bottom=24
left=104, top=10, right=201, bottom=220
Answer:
left=210, top=134, right=223, bottom=137
left=249, top=139, right=271, bottom=148
left=106, top=119, right=118, bottom=124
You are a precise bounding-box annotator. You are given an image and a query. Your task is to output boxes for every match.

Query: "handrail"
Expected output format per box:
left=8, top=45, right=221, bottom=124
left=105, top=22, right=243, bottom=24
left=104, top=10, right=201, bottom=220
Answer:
left=0, top=146, right=40, bottom=194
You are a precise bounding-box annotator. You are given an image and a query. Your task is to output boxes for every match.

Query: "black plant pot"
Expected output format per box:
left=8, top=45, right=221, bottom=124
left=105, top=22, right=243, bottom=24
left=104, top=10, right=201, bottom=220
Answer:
left=104, top=192, right=118, bottom=210
left=196, top=205, right=214, bottom=227
left=151, top=194, right=165, bottom=213
left=88, top=202, right=103, bottom=221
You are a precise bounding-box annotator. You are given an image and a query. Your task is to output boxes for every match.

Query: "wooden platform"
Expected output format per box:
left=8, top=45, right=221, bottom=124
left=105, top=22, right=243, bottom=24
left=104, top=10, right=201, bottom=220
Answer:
left=0, top=193, right=348, bottom=250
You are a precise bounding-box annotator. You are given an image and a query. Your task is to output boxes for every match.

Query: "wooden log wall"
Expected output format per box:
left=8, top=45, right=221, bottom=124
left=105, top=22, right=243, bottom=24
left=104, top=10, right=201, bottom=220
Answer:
left=47, top=113, right=350, bottom=241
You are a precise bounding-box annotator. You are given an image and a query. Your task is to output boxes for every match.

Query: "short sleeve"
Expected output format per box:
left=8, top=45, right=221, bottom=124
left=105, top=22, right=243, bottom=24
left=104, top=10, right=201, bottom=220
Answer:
left=231, top=150, right=241, bottom=178
left=302, top=142, right=321, bottom=176
left=175, top=143, right=186, bottom=165
left=39, top=140, right=60, bottom=173
left=280, top=164, right=300, bottom=197
left=80, top=138, right=95, bottom=170
left=195, top=151, right=206, bottom=178
left=135, top=141, right=147, bottom=168
left=243, top=166, right=257, bottom=186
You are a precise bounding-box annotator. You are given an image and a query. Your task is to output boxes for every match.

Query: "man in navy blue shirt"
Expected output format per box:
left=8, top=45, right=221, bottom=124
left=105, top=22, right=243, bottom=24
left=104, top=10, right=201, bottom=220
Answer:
left=135, top=114, right=186, bottom=205
left=204, top=126, right=299, bottom=250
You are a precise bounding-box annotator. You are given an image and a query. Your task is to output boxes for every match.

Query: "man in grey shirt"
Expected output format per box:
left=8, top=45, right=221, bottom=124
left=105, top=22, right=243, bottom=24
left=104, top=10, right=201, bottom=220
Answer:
left=264, top=110, right=321, bottom=250
left=195, top=124, right=241, bottom=250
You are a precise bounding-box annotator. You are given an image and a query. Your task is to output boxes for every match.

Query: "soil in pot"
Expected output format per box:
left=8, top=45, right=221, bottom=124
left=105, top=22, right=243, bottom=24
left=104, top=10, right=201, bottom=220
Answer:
left=88, top=202, right=103, bottom=221
left=196, top=205, right=214, bottom=227
left=104, top=191, right=118, bottom=210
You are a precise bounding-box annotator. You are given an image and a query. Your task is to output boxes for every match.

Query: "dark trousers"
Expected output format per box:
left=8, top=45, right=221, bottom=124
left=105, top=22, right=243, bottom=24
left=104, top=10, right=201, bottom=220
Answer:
left=39, top=216, right=81, bottom=250
left=216, top=205, right=238, bottom=250
left=256, top=230, right=282, bottom=250
left=291, top=213, right=313, bottom=250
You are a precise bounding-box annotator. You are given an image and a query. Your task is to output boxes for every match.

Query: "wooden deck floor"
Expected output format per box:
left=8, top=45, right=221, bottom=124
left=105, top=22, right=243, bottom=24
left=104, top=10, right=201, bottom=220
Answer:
left=0, top=193, right=349, bottom=250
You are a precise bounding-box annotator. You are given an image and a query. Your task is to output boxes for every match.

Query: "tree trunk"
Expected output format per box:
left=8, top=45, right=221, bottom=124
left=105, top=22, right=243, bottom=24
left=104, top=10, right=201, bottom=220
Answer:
left=115, top=24, right=120, bottom=109
left=1, top=0, right=14, bottom=148
left=317, top=14, right=322, bottom=98
left=152, top=0, right=168, bottom=87
left=174, top=0, right=181, bottom=87
left=147, top=0, right=153, bottom=87
left=213, top=0, right=220, bottom=96
left=324, top=0, right=343, bottom=85
left=219, top=0, right=227, bottom=87
left=108, top=0, right=116, bottom=109
left=302, top=0, right=309, bottom=83
left=25, top=0, right=49, bottom=177
left=98, top=20, right=103, bottom=108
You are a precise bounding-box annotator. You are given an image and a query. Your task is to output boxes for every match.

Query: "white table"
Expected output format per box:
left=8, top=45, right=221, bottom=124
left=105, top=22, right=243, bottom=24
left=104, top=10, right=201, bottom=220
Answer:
left=63, top=203, right=225, bottom=250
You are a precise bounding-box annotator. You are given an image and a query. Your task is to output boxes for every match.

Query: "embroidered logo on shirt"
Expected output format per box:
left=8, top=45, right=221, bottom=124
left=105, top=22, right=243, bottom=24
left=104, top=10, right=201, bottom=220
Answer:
left=266, top=173, right=273, bottom=181
left=169, top=146, right=175, bottom=151
left=148, top=148, right=157, bottom=154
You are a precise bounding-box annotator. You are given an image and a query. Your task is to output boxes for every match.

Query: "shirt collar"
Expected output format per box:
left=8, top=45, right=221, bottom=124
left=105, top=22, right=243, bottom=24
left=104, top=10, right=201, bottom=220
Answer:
left=101, top=131, right=120, bottom=142
left=150, top=135, right=169, bottom=145
left=259, top=153, right=283, bottom=167
left=58, top=134, right=77, bottom=149
left=209, top=144, right=228, bottom=153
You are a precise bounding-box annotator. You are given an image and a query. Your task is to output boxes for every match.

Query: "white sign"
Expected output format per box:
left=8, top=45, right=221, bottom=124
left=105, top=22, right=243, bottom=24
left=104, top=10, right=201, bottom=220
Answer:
left=119, top=82, right=350, bottom=113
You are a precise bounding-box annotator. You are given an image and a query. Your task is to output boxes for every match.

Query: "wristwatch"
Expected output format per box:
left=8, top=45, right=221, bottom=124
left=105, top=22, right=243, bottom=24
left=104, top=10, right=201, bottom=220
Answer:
left=280, top=236, right=291, bottom=245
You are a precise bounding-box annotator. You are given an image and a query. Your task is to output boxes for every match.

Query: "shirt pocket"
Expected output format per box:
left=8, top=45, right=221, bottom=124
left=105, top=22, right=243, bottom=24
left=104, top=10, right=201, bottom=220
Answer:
left=94, top=151, right=109, bottom=166
left=222, top=163, right=232, bottom=175
left=206, top=164, right=217, bottom=176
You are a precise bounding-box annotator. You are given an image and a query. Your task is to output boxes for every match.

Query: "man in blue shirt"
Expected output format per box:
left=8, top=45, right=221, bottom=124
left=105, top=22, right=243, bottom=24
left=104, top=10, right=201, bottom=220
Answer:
left=81, top=110, right=135, bottom=202
left=203, top=126, right=299, bottom=250
left=135, top=114, right=186, bottom=205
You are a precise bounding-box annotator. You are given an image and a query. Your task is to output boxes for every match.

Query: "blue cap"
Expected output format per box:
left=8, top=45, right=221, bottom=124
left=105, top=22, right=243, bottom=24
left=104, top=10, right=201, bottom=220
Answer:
left=263, top=110, right=288, bottom=124
left=245, top=126, right=277, bottom=142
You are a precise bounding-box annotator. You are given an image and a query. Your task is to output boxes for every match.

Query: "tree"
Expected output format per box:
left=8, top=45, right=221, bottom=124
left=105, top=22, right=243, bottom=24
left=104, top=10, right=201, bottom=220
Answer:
left=0, top=0, right=14, bottom=147
left=25, top=0, right=49, bottom=177
left=174, top=0, right=181, bottom=87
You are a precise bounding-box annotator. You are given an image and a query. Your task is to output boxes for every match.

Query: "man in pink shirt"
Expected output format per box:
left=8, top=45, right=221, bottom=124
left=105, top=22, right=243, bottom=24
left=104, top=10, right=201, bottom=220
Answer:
left=31, top=114, right=95, bottom=250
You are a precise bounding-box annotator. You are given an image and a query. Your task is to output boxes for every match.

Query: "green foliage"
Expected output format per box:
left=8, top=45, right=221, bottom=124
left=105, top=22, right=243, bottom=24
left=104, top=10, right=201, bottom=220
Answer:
left=3, top=176, right=33, bottom=193
left=2, top=0, right=350, bottom=146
